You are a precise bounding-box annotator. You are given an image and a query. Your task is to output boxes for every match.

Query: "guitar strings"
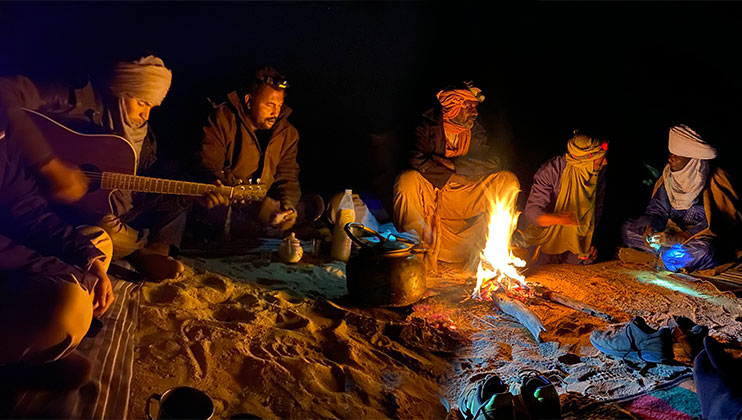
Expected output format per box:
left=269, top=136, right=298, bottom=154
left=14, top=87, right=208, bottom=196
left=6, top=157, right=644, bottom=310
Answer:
left=78, top=171, right=262, bottom=190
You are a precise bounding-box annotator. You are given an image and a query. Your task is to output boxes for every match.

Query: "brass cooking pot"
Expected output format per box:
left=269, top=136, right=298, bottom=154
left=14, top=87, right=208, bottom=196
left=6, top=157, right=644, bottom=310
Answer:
left=343, top=223, right=426, bottom=307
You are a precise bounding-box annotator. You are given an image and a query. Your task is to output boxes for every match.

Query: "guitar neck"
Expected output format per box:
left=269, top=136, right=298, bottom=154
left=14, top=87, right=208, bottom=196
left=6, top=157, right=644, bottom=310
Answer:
left=101, top=172, right=231, bottom=197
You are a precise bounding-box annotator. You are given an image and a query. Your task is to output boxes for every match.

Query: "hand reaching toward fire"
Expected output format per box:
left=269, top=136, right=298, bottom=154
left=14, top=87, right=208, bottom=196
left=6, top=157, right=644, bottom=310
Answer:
left=537, top=211, right=579, bottom=227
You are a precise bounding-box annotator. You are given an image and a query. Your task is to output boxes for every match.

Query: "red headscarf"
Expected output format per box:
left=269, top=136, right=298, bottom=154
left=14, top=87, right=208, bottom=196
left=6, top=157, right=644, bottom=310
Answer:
left=436, top=87, right=482, bottom=157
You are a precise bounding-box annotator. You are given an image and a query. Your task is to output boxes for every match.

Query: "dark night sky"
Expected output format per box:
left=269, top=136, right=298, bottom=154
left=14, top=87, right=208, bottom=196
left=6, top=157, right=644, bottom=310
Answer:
left=2, top=1, right=741, bottom=252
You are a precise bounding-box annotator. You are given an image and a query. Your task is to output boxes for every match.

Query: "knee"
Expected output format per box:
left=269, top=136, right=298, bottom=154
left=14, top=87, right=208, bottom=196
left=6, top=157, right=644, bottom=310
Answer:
left=97, top=213, right=141, bottom=259
left=97, top=213, right=121, bottom=238
left=394, top=170, right=425, bottom=198
left=31, top=280, right=93, bottom=362
left=78, top=225, right=113, bottom=268
left=486, top=170, right=520, bottom=190
left=52, top=281, right=94, bottom=346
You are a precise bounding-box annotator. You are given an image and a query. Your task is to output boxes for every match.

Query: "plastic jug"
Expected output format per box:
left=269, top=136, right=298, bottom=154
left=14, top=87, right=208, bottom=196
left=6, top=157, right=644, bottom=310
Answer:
left=330, top=189, right=355, bottom=261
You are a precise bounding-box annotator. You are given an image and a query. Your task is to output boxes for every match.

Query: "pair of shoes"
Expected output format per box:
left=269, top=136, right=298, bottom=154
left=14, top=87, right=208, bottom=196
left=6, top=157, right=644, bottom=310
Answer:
left=590, top=317, right=674, bottom=364
left=458, top=375, right=514, bottom=420
left=667, top=315, right=708, bottom=364
left=511, top=369, right=561, bottom=420
left=693, top=336, right=742, bottom=420
left=458, top=372, right=561, bottom=420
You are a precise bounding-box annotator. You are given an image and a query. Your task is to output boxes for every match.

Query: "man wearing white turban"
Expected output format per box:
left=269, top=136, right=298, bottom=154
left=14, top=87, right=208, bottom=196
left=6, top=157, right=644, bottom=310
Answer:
left=0, top=54, right=187, bottom=281
left=621, top=125, right=742, bottom=273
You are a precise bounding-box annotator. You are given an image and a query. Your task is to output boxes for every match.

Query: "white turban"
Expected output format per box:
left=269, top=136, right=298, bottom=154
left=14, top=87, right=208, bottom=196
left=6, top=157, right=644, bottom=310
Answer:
left=107, top=55, right=172, bottom=106
left=668, top=125, right=717, bottom=160
left=663, top=125, right=714, bottom=210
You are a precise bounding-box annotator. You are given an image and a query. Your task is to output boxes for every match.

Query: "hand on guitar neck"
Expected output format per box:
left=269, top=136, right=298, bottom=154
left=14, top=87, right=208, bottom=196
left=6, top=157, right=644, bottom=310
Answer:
left=38, top=157, right=89, bottom=203
left=200, top=179, right=232, bottom=209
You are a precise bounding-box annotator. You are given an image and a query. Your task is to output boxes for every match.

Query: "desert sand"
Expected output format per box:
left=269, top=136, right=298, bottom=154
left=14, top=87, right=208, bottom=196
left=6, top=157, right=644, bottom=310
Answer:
left=129, top=251, right=742, bottom=419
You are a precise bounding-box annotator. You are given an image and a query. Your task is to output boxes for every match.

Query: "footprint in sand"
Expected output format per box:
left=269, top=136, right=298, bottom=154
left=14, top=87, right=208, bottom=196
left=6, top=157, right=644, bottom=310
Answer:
left=146, top=338, right=182, bottom=361
left=274, top=312, right=310, bottom=330
left=234, top=293, right=259, bottom=307
left=213, top=306, right=257, bottom=323
left=143, top=283, right=181, bottom=304
left=198, top=276, right=234, bottom=303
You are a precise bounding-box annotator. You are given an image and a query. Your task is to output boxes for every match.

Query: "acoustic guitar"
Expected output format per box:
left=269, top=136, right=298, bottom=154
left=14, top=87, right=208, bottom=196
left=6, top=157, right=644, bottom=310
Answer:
left=22, top=108, right=266, bottom=214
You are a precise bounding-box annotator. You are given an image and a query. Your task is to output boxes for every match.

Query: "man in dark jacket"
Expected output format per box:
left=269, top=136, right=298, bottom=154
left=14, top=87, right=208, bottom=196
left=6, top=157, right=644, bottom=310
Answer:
left=0, top=55, right=187, bottom=281
left=0, top=134, right=113, bottom=380
left=393, top=82, right=520, bottom=270
left=195, top=66, right=321, bottom=239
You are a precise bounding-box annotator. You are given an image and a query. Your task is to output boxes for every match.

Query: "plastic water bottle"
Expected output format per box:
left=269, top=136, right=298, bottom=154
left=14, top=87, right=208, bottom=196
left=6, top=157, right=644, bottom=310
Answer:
left=331, top=189, right=355, bottom=262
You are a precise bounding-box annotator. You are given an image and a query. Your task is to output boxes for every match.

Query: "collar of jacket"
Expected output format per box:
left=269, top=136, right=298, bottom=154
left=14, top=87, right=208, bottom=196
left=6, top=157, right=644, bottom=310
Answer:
left=421, top=107, right=442, bottom=125
left=226, top=90, right=293, bottom=136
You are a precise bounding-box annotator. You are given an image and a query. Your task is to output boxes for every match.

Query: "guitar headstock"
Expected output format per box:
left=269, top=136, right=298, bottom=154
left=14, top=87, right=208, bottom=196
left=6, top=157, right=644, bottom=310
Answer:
left=232, top=183, right=267, bottom=202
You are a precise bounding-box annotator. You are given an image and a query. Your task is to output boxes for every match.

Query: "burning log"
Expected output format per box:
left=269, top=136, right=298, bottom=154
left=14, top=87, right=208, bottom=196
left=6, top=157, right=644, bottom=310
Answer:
left=491, top=291, right=545, bottom=342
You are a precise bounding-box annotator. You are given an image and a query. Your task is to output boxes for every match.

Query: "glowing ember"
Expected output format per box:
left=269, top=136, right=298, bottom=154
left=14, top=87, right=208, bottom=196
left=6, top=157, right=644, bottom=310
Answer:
left=472, top=184, right=526, bottom=300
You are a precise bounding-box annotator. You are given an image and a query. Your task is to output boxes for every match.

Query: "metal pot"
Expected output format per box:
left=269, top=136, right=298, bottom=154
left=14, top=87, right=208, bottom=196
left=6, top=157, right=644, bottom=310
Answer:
left=344, top=223, right=426, bottom=307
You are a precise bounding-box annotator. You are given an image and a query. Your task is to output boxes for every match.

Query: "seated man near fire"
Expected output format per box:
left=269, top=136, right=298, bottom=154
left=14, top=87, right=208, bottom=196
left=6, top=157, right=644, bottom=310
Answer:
left=0, top=54, right=188, bottom=281
left=393, top=81, right=520, bottom=271
left=192, top=66, right=323, bottom=240
left=520, top=132, right=608, bottom=265
left=0, top=133, right=114, bottom=389
left=620, top=125, right=741, bottom=273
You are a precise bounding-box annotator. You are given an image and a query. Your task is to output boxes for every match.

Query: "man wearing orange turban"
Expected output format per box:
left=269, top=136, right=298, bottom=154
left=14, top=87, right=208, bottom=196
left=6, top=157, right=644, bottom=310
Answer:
left=393, top=81, right=519, bottom=271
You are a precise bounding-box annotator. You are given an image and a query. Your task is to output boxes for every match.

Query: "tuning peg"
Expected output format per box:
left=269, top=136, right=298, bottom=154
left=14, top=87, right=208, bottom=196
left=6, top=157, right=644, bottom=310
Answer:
left=248, top=178, right=253, bottom=185
left=237, top=179, right=243, bottom=184
left=241, top=199, right=246, bottom=204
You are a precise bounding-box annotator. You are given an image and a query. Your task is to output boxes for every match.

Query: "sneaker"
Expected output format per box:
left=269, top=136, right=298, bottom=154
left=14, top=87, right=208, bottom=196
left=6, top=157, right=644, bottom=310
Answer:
left=511, top=369, right=561, bottom=420
left=589, top=317, right=674, bottom=363
left=667, top=316, right=708, bottom=364
left=693, top=336, right=742, bottom=420
left=458, top=375, right=514, bottom=420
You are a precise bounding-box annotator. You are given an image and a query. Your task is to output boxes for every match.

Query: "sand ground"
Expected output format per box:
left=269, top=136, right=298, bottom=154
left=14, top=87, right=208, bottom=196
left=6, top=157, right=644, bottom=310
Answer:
left=129, top=253, right=742, bottom=419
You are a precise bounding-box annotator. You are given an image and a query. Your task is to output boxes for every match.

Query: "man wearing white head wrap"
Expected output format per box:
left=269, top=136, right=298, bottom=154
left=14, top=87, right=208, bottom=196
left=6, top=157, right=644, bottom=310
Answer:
left=621, top=125, right=741, bottom=273
left=0, top=54, right=187, bottom=281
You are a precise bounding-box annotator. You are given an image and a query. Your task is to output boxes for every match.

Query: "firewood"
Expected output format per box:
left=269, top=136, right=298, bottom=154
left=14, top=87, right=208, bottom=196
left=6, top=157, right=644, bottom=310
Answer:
left=491, top=292, right=546, bottom=342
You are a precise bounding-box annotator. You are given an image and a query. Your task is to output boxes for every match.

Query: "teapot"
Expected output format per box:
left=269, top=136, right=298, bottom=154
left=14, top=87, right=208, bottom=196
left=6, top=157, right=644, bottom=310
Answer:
left=343, top=223, right=426, bottom=307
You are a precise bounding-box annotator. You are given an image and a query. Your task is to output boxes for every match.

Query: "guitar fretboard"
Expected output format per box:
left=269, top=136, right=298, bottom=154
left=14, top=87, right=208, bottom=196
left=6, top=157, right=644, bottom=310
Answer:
left=100, top=172, right=262, bottom=199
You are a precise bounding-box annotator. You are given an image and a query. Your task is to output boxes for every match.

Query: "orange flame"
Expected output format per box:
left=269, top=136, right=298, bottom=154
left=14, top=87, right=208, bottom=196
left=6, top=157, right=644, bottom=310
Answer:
left=472, top=184, right=526, bottom=299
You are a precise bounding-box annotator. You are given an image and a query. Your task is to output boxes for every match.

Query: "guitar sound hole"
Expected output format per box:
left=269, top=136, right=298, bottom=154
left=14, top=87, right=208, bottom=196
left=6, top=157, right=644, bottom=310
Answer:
left=80, top=164, right=102, bottom=191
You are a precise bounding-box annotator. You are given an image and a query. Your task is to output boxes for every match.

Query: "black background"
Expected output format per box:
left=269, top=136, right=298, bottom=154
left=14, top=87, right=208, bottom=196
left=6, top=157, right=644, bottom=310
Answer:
left=2, top=1, right=740, bottom=253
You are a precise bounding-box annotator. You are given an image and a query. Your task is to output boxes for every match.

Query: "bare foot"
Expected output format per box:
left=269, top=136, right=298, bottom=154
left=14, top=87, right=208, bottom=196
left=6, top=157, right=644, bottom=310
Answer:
left=129, top=249, right=185, bottom=282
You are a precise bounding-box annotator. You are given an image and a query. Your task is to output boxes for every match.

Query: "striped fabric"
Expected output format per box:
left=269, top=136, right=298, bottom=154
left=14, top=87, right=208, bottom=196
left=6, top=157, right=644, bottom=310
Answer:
left=9, top=278, right=140, bottom=419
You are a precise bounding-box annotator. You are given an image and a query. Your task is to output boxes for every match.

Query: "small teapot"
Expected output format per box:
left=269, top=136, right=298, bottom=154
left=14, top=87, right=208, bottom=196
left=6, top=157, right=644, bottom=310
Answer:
left=278, top=232, right=303, bottom=263
left=343, top=223, right=426, bottom=307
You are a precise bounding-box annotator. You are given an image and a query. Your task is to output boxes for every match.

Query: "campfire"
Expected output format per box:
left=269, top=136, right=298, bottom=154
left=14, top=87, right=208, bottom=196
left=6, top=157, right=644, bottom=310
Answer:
left=472, top=184, right=528, bottom=300
left=470, top=184, right=545, bottom=341
left=466, top=183, right=616, bottom=341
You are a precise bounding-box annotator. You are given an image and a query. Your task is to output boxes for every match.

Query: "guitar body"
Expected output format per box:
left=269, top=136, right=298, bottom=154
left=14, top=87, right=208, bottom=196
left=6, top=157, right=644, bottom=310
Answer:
left=20, top=108, right=266, bottom=222
left=23, top=108, right=137, bottom=214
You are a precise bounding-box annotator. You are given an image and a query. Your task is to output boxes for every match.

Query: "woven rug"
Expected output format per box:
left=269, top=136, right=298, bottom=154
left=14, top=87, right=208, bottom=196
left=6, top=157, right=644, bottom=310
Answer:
left=7, top=278, right=140, bottom=419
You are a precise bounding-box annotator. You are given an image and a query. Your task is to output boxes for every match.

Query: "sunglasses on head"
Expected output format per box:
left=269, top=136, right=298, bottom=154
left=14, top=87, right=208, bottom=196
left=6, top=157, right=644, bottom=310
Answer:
left=261, top=75, right=289, bottom=89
